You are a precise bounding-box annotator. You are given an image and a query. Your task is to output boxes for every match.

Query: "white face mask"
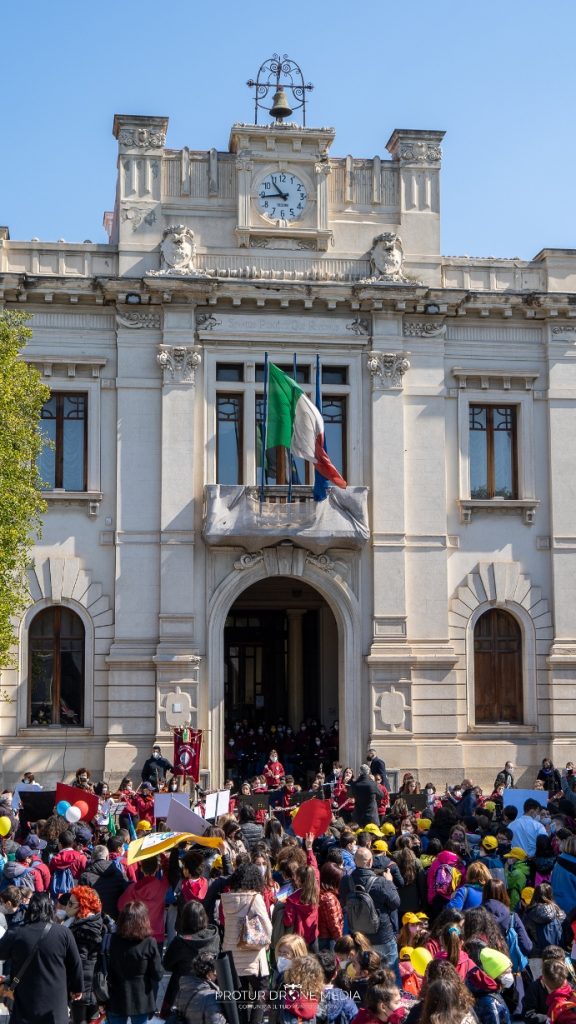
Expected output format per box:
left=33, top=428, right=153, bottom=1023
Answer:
left=152, top=752, right=160, bottom=758
left=499, top=972, right=515, bottom=989
left=257, top=864, right=267, bottom=877
left=276, top=956, right=292, bottom=974
left=55, top=908, right=67, bottom=921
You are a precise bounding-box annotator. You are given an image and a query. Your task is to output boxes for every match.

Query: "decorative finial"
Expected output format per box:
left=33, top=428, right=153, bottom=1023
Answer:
left=247, top=54, right=313, bottom=126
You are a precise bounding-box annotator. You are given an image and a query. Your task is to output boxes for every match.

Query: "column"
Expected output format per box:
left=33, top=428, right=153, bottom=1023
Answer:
left=287, top=610, right=305, bottom=728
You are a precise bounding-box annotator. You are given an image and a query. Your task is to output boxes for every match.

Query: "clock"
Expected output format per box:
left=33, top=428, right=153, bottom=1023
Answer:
left=257, top=172, right=308, bottom=222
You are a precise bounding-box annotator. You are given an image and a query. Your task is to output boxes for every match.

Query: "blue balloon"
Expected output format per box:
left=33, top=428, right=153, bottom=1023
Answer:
left=56, top=800, right=70, bottom=816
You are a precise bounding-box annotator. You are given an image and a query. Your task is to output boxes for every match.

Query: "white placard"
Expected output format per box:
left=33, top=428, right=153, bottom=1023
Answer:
left=204, top=789, right=231, bottom=821
left=154, top=791, right=189, bottom=819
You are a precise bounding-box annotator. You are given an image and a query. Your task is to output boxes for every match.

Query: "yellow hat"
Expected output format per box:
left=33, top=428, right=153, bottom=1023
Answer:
left=504, top=847, right=527, bottom=861
left=481, top=835, right=498, bottom=850
left=372, top=839, right=388, bottom=853
left=136, top=820, right=152, bottom=832
left=483, top=801, right=496, bottom=813
left=381, top=822, right=396, bottom=835
left=399, top=946, right=414, bottom=961
left=521, top=886, right=535, bottom=905
left=211, top=855, right=223, bottom=869
left=402, top=912, right=420, bottom=925
left=416, top=912, right=429, bottom=921
left=363, top=823, right=384, bottom=837
left=417, top=819, right=432, bottom=831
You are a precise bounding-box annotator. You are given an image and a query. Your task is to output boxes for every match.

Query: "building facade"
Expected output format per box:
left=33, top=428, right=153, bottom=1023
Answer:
left=2, top=108, right=576, bottom=789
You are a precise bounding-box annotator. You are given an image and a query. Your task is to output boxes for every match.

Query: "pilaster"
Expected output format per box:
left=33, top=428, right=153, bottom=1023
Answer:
left=113, top=114, right=168, bottom=276
left=386, top=129, right=444, bottom=261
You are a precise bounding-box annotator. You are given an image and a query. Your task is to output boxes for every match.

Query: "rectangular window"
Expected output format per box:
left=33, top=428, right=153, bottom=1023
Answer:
left=323, top=395, right=347, bottom=479
left=216, top=394, right=243, bottom=484
left=38, top=392, right=87, bottom=491
left=469, top=405, right=517, bottom=499
left=216, top=363, right=244, bottom=382
left=255, top=364, right=310, bottom=384
left=322, top=366, right=348, bottom=386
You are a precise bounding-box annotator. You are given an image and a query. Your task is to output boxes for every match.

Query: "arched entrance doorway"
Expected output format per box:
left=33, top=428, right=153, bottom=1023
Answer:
left=223, top=578, right=339, bottom=780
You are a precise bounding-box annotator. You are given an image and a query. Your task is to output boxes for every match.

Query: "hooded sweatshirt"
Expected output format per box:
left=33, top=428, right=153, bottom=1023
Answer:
left=426, top=850, right=463, bottom=905
left=117, top=872, right=169, bottom=942
left=49, top=847, right=88, bottom=880
left=466, top=966, right=511, bottom=1024
left=546, top=982, right=576, bottom=1024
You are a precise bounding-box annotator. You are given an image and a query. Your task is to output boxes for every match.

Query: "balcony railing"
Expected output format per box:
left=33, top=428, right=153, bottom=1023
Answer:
left=203, top=484, right=369, bottom=554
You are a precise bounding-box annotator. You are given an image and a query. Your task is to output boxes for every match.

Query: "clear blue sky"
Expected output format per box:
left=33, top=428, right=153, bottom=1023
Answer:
left=2, top=0, right=575, bottom=260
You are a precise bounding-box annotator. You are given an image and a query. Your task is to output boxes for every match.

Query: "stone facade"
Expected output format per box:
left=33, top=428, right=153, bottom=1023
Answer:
left=1, top=111, right=576, bottom=790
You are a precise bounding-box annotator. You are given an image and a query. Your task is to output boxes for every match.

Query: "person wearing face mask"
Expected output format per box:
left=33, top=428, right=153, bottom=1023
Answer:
left=64, top=886, right=107, bottom=1024
left=252, top=851, right=278, bottom=915
left=264, top=750, right=285, bottom=790
left=72, top=768, right=94, bottom=794
left=140, top=745, right=173, bottom=790
left=467, top=948, right=514, bottom=1024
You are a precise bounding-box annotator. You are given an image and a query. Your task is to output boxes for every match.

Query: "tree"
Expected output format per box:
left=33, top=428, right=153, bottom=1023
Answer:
left=0, top=310, right=49, bottom=667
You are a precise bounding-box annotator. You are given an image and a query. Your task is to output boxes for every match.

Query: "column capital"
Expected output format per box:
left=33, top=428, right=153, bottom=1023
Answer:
left=367, top=350, right=411, bottom=390
left=157, top=344, right=201, bottom=385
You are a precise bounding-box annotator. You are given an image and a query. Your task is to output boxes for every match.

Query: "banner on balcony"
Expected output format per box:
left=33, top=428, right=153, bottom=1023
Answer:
left=173, top=728, right=202, bottom=780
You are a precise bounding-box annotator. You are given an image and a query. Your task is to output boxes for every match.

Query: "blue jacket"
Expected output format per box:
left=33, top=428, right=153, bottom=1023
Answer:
left=551, top=853, right=576, bottom=914
left=448, top=882, right=483, bottom=911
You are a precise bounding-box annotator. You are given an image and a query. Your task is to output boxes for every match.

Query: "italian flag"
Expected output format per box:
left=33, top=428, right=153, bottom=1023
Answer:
left=266, top=363, right=346, bottom=489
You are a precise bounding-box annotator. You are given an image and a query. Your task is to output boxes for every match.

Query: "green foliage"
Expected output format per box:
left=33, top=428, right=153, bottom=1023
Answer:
left=0, top=311, right=50, bottom=667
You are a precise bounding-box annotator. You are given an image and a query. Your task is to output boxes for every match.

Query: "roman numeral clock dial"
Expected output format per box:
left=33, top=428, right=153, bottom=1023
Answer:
left=257, top=172, right=308, bottom=222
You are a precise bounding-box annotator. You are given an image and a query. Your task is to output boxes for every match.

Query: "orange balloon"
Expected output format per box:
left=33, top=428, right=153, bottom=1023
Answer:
left=74, top=800, right=90, bottom=819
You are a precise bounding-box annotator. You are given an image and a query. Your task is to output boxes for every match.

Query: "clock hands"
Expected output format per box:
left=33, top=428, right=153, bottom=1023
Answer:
left=270, top=181, right=289, bottom=201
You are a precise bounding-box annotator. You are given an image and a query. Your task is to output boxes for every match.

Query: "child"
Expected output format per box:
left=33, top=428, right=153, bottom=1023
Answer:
left=282, top=955, right=325, bottom=1024
left=542, top=958, right=576, bottom=1023
left=504, top=847, right=530, bottom=910
left=316, top=949, right=359, bottom=1024
left=523, top=945, right=576, bottom=1024
left=355, top=972, right=408, bottom=1024
left=467, top=948, right=513, bottom=1024
left=264, top=750, right=285, bottom=790
left=0, top=887, right=25, bottom=930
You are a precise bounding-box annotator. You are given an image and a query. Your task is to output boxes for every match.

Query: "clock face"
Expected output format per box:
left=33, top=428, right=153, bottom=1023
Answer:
left=257, top=172, right=308, bottom=222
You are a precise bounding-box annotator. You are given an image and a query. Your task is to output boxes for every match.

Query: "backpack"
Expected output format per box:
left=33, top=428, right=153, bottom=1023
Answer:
left=0, top=869, right=35, bottom=894
left=549, top=993, right=576, bottom=1024
left=271, top=900, right=293, bottom=955
left=49, top=866, right=75, bottom=900
left=346, top=874, right=380, bottom=934
left=435, top=863, right=460, bottom=901
left=505, top=913, right=528, bottom=973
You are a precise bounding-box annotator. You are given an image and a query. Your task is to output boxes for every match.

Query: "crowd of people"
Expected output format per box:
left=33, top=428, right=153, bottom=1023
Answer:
left=3, top=748, right=576, bottom=1024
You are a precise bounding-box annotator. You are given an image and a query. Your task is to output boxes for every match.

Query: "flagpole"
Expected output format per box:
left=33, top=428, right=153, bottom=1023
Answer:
left=287, top=352, right=297, bottom=504
left=260, top=352, right=269, bottom=506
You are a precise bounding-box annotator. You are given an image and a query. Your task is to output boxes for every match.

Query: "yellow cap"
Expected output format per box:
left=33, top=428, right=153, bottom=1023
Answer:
left=402, top=912, right=420, bottom=925
left=521, top=886, right=535, bottom=905
left=417, top=819, right=432, bottom=831
left=363, top=823, right=384, bottom=837
left=399, top=946, right=414, bottom=961
left=416, top=912, right=429, bottom=921
left=372, top=840, right=388, bottom=852
left=136, top=820, right=152, bottom=832
left=504, top=847, right=527, bottom=861
left=381, top=822, right=396, bottom=835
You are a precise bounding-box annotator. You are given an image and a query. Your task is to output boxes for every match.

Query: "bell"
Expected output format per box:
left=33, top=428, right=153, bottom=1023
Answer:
left=269, top=88, right=293, bottom=121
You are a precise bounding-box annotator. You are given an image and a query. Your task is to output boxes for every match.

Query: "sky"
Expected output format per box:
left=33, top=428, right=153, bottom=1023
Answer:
left=1, top=0, right=575, bottom=261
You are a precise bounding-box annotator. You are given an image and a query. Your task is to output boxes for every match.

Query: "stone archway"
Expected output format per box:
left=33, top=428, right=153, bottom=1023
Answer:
left=206, top=545, right=363, bottom=787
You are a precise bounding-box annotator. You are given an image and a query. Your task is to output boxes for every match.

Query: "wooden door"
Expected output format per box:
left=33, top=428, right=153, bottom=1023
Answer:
left=474, top=609, right=522, bottom=724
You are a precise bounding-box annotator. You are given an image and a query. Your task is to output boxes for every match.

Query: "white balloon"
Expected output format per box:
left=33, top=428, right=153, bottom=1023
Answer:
left=65, top=805, right=82, bottom=823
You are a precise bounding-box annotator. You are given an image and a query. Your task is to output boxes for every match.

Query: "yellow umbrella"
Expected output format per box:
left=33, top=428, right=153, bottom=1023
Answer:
left=126, top=830, right=224, bottom=865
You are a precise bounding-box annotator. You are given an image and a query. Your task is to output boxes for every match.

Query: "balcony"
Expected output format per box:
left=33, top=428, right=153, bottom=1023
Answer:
left=203, top=485, right=369, bottom=554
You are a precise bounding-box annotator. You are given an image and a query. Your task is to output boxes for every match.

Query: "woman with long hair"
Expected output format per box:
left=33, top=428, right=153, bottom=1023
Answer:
left=448, top=861, right=492, bottom=911
left=107, top=901, right=163, bottom=1024
left=65, top=886, right=106, bottom=1024
left=523, top=882, right=565, bottom=956
left=334, top=767, right=355, bottom=822
left=0, top=892, right=83, bottom=1024
left=394, top=844, right=428, bottom=916
left=221, top=862, right=272, bottom=1024
left=252, top=848, right=278, bottom=915
left=318, top=862, right=344, bottom=951
left=354, top=969, right=406, bottom=1024
left=419, top=976, right=477, bottom=1024
left=161, top=898, right=220, bottom=1017
left=283, top=859, right=320, bottom=947
left=434, top=922, right=475, bottom=979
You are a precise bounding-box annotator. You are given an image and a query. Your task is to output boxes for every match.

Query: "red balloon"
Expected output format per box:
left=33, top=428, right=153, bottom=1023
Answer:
left=74, top=800, right=89, bottom=819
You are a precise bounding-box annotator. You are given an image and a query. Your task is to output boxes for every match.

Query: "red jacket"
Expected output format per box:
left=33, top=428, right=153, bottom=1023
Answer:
left=133, top=794, right=155, bottom=824
left=49, top=848, right=88, bottom=880
left=181, top=877, right=208, bottom=903
left=547, top=983, right=576, bottom=1024
left=264, top=760, right=285, bottom=788
left=30, top=856, right=51, bottom=891
left=318, top=888, right=343, bottom=939
left=117, top=873, right=169, bottom=942
left=283, top=850, right=320, bottom=944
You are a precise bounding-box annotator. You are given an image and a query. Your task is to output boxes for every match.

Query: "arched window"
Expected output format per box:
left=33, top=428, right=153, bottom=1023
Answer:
left=474, top=609, right=522, bottom=724
left=28, top=608, right=84, bottom=726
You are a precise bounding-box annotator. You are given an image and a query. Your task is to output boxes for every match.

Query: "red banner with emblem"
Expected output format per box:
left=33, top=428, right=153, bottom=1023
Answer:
left=173, top=728, right=202, bottom=780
